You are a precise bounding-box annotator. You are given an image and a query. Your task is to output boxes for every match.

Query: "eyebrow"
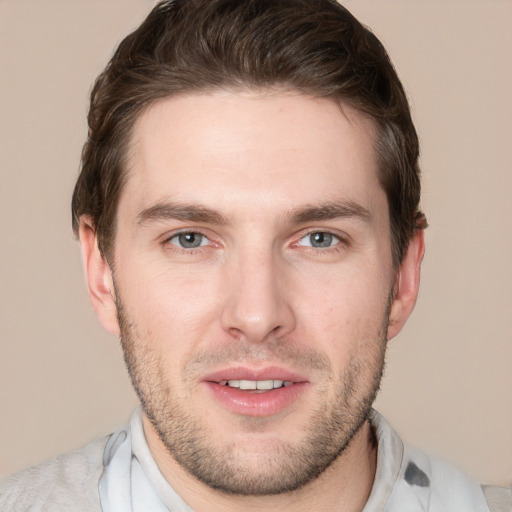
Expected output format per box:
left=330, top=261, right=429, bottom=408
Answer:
left=289, top=201, right=372, bottom=224
left=136, top=199, right=372, bottom=227
left=137, top=202, right=229, bottom=226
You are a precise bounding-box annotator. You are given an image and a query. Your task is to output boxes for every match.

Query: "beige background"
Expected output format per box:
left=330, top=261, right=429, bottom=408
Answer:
left=0, top=0, right=510, bottom=486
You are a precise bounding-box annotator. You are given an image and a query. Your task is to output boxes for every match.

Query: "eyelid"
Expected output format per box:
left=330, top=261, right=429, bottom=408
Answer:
left=162, top=228, right=218, bottom=248
left=292, top=228, right=349, bottom=249
left=170, top=231, right=209, bottom=247
left=160, top=227, right=349, bottom=251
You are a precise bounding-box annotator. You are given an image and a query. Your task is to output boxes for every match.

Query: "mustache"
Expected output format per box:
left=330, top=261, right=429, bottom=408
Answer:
left=184, top=341, right=332, bottom=376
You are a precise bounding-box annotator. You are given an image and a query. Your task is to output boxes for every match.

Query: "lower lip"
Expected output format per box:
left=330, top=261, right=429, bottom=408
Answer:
left=204, top=382, right=309, bottom=417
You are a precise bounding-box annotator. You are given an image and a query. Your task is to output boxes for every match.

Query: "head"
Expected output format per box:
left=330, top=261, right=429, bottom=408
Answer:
left=74, top=0, right=426, bottom=500
left=72, top=0, right=425, bottom=268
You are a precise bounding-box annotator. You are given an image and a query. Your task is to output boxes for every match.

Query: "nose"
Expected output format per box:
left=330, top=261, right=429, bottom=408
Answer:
left=220, top=248, right=296, bottom=344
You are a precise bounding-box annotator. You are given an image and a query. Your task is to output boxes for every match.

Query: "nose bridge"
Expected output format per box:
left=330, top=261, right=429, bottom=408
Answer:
left=221, top=241, right=295, bottom=342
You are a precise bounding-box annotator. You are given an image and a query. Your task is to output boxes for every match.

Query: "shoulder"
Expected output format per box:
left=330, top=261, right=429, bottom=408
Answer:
left=369, top=411, right=510, bottom=512
left=481, top=484, right=512, bottom=512
left=407, top=446, right=510, bottom=512
left=0, top=435, right=108, bottom=512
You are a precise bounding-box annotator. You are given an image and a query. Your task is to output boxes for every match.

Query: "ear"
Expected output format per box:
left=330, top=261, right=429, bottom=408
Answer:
left=78, top=216, right=120, bottom=336
left=387, top=230, right=425, bottom=340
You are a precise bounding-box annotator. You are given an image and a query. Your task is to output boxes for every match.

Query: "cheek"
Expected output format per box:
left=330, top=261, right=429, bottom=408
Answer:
left=291, top=265, right=391, bottom=355
left=116, top=259, right=223, bottom=339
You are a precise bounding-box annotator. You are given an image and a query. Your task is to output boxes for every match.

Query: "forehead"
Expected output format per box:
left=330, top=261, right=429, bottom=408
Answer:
left=122, top=90, right=383, bottom=220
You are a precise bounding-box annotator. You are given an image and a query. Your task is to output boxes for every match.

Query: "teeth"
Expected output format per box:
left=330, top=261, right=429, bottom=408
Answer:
left=239, top=380, right=257, bottom=390
left=219, top=379, right=291, bottom=390
left=256, top=380, right=274, bottom=390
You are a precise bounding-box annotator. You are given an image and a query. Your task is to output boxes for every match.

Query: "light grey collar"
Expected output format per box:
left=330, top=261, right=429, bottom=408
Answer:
left=99, top=407, right=192, bottom=512
left=98, top=407, right=490, bottom=512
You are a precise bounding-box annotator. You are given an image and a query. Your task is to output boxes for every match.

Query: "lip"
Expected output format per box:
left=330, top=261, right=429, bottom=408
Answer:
left=202, top=366, right=309, bottom=417
left=203, top=366, right=308, bottom=383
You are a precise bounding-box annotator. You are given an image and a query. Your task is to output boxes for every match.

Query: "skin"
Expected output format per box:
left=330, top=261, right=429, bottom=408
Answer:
left=80, top=90, right=424, bottom=512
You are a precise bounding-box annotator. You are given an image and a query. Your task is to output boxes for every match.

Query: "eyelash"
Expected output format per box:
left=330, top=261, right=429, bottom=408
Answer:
left=164, top=231, right=214, bottom=252
left=163, top=229, right=348, bottom=255
left=293, top=230, right=348, bottom=252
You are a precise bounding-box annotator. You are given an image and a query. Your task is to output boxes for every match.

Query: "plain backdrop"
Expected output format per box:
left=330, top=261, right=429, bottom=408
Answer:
left=0, top=0, right=511, bottom=486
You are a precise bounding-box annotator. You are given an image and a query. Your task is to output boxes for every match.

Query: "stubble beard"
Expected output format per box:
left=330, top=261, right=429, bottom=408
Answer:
left=116, top=299, right=388, bottom=496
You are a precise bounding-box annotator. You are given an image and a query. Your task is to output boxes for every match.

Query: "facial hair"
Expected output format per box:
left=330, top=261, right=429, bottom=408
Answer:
left=116, top=295, right=389, bottom=496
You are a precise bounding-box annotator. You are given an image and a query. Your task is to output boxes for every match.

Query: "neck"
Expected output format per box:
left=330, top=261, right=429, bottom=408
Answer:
left=144, top=415, right=378, bottom=512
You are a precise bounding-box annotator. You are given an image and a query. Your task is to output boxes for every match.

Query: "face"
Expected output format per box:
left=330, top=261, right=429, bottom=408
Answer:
left=86, top=90, right=419, bottom=495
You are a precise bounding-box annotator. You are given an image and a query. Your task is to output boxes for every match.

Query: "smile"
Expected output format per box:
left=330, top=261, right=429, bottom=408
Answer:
left=218, top=379, right=292, bottom=390
left=203, top=369, right=308, bottom=416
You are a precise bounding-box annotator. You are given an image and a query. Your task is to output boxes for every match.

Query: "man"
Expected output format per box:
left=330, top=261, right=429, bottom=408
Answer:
left=0, top=0, right=509, bottom=510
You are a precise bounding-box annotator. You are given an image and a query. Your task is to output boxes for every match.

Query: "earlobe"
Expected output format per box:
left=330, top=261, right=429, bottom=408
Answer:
left=387, top=230, right=425, bottom=340
left=78, top=216, right=120, bottom=336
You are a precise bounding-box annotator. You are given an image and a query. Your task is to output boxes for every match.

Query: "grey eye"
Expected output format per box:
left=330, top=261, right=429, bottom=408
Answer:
left=298, top=232, right=338, bottom=248
left=310, top=232, right=334, bottom=248
left=171, top=232, right=206, bottom=249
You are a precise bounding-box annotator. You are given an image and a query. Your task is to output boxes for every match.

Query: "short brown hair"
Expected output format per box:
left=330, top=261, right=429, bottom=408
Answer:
left=71, top=0, right=426, bottom=265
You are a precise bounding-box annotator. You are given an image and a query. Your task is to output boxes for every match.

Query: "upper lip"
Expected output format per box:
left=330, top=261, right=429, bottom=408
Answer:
left=202, top=366, right=308, bottom=384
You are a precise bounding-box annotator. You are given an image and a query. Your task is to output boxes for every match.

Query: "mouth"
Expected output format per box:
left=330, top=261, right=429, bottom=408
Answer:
left=203, top=367, right=309, bottom=416
left=218, top=379, right=293, bottom=392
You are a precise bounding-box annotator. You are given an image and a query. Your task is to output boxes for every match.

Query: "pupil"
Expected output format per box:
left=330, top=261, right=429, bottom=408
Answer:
left=179, top=232, right=201, bottom=248
left=312, top=232, right=332, bottom=247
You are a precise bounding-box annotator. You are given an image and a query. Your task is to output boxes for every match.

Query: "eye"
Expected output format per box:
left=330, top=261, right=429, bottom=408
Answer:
left=168, top=232, right=209, bottom=249
left=297, top=231, right=340, bottom=248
